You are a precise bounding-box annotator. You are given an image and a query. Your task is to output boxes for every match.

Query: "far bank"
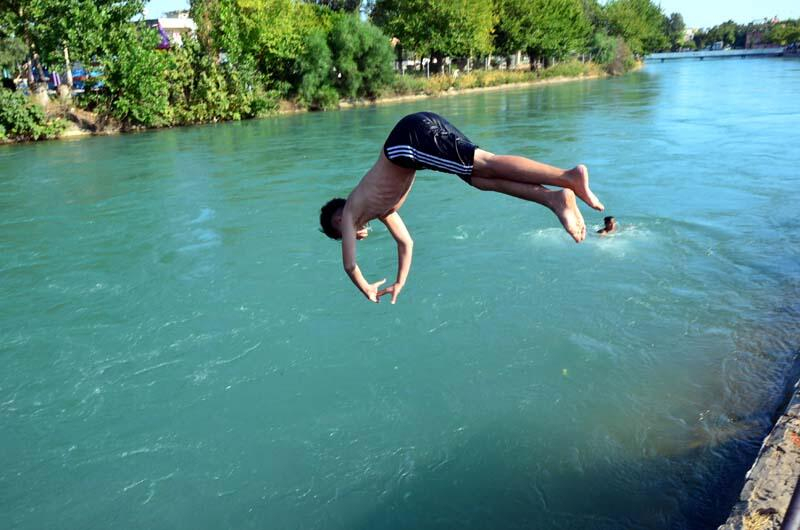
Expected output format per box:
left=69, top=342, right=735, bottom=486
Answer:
left=1, top=60, right=623, bottom=145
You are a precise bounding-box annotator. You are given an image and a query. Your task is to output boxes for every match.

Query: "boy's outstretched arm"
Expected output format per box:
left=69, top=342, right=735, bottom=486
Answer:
left=341, top=210, right=385, bottom=303
left=378, top=212, right=414, bottom=304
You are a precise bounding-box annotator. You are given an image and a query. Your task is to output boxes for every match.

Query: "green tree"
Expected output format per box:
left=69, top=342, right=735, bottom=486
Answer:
left=1, top=0, right=147, bottom=85
left=766, top=19, right=800, bottom=45
left=666, top=12, right=685, bottom=50
left=706, top=20, right=737, bottom=47
left=604, top=0, right=669, bottom=54
left=371, top=0, right=495, bottom=69
left=494, top=0, right=529, bottom=57
left=590, top=31, right=634, bottom=74
left=528, top=0, right=590, bottom=67
left=495, top=0, right=589, bottom=69
left=0, top=87, right=66, bottom=140
left=581, top=0, right=604, bottom=28
left=296, top=28, right=337, bottom=108
left=692, top=29, right=707, bottom=49
left=328, top=14, right=394, bottom=98
left=0, top=35, right=27, bottom=73
left=191, top=0, right=319, bottom=92
left=97, top=23, right=171, bottom=127
left=304, top=0, right=362, bottom=11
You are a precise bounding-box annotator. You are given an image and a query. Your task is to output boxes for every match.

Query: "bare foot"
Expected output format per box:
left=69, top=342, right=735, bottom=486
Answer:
left=549, top=189, right=585, bottom=243
left=571, top=165, right=604, bottom=212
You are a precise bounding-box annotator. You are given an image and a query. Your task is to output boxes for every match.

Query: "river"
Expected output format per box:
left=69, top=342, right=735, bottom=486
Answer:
left=1, top=57, right=799, bottom=529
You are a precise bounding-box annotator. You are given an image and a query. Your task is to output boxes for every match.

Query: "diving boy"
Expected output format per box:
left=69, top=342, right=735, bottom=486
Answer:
left=319, top=112, right=604, bottom=304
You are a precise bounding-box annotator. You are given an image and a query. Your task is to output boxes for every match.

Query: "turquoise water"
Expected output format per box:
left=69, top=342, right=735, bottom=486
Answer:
left=2, top=58, right=799, bottom=529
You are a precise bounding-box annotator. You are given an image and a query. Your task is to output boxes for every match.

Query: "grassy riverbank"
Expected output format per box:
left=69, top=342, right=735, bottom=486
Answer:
left=1, top=60, right=613, bottom=145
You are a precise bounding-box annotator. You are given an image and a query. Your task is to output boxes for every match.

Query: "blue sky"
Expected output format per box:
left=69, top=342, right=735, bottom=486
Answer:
left=144, top=0, right=188, bottom=19
left=655, top=0, right=799, bottom=28
left=145, top=0, right=799, bottom=30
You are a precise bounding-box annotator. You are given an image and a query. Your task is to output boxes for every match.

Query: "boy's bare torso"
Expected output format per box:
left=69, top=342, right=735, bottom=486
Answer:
left=344, top=152, right=415, bottom=226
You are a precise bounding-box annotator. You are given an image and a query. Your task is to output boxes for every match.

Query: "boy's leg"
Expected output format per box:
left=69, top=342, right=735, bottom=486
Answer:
left=472, top=149, right=604, bottom=211
left=470, top=176, right=586, bottom=243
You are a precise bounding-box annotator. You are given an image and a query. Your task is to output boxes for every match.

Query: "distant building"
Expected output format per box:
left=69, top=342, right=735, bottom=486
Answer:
left=145, top=14, right=197, bottom=49
left=164, top=10, right=191, bottom=19
left=683, top=28, right=697, bottom=43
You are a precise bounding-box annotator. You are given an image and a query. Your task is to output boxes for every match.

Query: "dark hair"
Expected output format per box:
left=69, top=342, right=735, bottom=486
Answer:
left=604, top=216, right=615, bottom=223
left=319, top=197, right=346, bottom=240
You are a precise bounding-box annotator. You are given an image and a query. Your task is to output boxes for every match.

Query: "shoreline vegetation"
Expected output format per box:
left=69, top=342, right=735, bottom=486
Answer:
left=4, top=60, right=615, bottom=145
left=2, top=1, right=796, bottom=145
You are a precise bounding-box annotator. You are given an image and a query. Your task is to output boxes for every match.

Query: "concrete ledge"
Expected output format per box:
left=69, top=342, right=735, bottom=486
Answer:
left=647, top=48, right=785, bottom=61
left=719, top=381, right=800, bottom=530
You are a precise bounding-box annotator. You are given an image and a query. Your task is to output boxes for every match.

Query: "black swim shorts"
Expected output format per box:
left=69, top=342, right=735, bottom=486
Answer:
left=383, top=112, right=478, bottom=185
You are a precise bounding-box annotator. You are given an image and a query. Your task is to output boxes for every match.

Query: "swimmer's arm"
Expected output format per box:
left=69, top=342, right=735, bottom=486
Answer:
left=379, top=212, right=413, bottom=303
left=341, top=211, right=385, bottom=303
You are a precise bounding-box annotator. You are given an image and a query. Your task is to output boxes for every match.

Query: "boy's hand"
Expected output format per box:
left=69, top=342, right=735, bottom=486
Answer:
left=364, top=279, right=386, bottom=303
left=377, top=282, right=404, bottom=304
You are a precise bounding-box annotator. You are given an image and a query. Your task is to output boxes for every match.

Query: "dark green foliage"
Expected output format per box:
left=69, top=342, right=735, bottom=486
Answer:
left=666, top=12, right=685, bottom=51
left=296, top=29, right=337, bottom=109
left=328, top=14, right=394, bottom=99
left=304, top=0, right=362, bottom=11
left=692, top=19, right=799, bottom=51
left=590, top=31, right=634, bottom=75
left=767, top=19, right=800, bottom=45
left=604, top=0, right=669, bottom=55
left=705, top=20, right=738, bottom=47
left=0, top=35, right=27, bottom=72
left=1, top=0, right=685, bottom=137
left=293, top=14, right=393, bottom=108
left=493, top=0, right=591, bottom=68
left=2, top=0, right=146, bottom=74
left=97, top=24, right=171, bottom=127
left=372, top=0, right=494, bottom=60
left=0, top=88, right=66, bottom=141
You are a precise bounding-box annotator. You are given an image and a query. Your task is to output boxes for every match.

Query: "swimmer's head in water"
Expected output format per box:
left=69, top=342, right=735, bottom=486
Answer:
left=604, top=216, right=617, bottom=229
left=319, top=198, right=370, bottom=241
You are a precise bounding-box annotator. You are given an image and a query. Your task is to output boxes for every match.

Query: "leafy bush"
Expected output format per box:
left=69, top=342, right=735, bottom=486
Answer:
left=0, top=88, right=66, bottom=141
left=384, top=74, right=427, bottom=96
left=607, top=38, right=635, bottom=75
left=97, top=25, right=171, bottom=127
left=539, top=59, right=593, bottom=78
left=296, top=29, right=337, bottom=109
left=328, top=14, right=395, bottom=99
left=591, top=32, right=635, bottom=75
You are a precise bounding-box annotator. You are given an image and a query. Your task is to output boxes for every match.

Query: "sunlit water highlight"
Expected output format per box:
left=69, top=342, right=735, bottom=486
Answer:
left=1, top=58, right=799, bottom=529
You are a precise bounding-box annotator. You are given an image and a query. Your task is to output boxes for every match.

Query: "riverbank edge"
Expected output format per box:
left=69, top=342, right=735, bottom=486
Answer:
left=1, top=70, right=609, bottom=145
left=719, top=378, right=800, bottom=530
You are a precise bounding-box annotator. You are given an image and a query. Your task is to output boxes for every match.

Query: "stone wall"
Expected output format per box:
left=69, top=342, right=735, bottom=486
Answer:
left=719, top=382, right=800, bottom=530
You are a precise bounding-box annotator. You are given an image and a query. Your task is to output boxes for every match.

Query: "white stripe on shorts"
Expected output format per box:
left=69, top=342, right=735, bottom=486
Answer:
left=386, top=145, right=473, bottom=175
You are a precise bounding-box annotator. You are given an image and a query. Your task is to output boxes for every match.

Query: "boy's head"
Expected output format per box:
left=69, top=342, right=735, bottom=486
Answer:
left=319, top=198, right=371, bottom=241
left=604, top=216, right=616, bottom=228
left=320, top=198, right=346, bottom=240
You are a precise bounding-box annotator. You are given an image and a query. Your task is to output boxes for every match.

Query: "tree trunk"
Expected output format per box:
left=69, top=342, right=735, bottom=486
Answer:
left=528, top=51, right=538, bottom=71
left=64, top=45, right=74, bottom=88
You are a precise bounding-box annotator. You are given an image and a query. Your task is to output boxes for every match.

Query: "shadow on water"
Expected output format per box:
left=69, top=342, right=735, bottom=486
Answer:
left=347, top=300, right=800, bottom=530
left=345, top=419, right=760, bottom=530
